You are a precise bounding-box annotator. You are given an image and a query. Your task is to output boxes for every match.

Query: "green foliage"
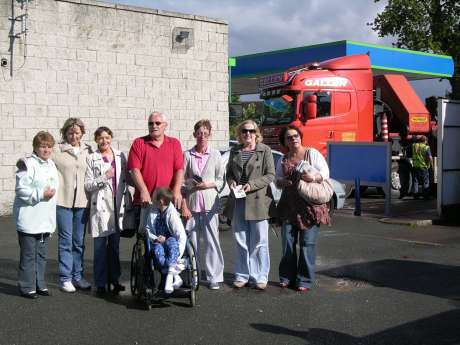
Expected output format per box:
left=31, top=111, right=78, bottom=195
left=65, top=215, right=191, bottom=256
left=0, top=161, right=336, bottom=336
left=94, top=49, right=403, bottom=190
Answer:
left=370, top=0, right=460, bottom=100
left=229, top=102, right=259, bottom=140
left=231, top=94, right=240, bottom=103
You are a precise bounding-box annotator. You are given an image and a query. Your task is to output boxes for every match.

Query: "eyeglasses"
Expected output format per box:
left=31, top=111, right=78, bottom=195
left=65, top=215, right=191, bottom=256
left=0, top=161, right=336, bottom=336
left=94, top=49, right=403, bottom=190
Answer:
left=241, top=129, right=256, bottom=134
left=148, top=121, right=164, bottom=126
left=195, top=132, right=210, bottom=138
left=286, top=133, right=300, bottom=140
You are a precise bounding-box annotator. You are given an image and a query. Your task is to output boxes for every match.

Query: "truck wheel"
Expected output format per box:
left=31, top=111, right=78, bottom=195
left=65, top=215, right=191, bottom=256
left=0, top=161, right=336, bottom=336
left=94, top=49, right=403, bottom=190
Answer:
left=328, top=196, right=336, bottom=216
left=396, top=160, right=412, bottom=197
left=344, top=184, right=354, bottom=198
left=391, top=162, right=401, bottom=190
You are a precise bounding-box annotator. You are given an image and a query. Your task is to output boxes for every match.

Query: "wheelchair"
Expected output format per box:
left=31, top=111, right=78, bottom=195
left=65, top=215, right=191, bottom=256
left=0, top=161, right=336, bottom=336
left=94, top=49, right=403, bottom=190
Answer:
left=130, top=231, right=200, bottom=309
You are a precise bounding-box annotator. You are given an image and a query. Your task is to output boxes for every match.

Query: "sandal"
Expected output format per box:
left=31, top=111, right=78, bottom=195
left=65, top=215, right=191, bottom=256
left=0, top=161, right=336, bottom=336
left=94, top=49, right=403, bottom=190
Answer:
left=297, top=287, right=310, bottom=292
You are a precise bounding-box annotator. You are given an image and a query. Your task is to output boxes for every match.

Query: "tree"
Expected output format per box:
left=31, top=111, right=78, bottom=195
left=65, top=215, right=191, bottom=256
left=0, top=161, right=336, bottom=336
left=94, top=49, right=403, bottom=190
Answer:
left=370, top=0, right=460, bottom=100
left=229, top=102, right=259, bottom=139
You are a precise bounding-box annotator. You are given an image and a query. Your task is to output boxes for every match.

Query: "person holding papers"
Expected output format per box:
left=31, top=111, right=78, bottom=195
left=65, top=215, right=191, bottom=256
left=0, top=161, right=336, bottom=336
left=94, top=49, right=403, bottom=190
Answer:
left=224, top=120, right=275, bottom=290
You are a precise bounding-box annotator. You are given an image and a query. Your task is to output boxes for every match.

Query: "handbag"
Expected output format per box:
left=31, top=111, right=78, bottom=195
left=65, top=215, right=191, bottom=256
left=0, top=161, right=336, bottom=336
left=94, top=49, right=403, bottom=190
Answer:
left=296, top=149, right=333, bottom=205
left=120, top=185, right=137, bottom=238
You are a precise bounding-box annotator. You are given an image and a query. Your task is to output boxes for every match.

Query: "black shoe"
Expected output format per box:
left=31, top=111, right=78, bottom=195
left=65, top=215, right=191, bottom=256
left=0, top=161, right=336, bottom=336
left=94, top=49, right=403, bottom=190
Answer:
left=21, top=292, right=38, bottom=299
left=112, top=284, right=125, bottom=294
left=73, top=278, right=91, bottom=290
left=37, top=289, right=51, bottom=296
left=96, top=287, right=106, bottom=296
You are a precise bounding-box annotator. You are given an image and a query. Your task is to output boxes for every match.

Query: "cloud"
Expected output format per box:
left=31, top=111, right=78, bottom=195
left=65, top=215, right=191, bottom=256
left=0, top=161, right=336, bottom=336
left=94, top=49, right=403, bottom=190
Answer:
left=111, top=0, right=392, bottom=55
left=109, top=0, right=450, bottom=98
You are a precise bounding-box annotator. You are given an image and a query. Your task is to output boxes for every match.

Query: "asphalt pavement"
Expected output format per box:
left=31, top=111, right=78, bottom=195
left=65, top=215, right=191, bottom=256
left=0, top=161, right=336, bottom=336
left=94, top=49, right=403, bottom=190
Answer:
left=337, top=188, right=440, bottom=226
left=1, top=196, right=460, bottom=345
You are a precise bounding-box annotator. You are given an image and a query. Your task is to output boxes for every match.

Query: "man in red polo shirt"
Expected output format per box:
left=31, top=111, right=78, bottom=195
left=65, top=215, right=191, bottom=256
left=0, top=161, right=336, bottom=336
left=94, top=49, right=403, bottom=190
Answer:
left=128, top=111, right=184, bottom=211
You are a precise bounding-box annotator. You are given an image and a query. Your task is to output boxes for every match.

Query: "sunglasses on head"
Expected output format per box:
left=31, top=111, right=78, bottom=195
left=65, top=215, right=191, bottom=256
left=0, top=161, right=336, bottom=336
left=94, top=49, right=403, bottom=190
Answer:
left=148, top=121, right=163, bottom=126
left=241, top=129, right=256, bottom=134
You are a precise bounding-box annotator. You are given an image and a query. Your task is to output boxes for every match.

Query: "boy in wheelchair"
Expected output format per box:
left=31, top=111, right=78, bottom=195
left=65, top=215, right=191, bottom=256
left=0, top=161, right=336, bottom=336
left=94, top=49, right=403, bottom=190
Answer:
left=142, top=187, right=187, bottom=294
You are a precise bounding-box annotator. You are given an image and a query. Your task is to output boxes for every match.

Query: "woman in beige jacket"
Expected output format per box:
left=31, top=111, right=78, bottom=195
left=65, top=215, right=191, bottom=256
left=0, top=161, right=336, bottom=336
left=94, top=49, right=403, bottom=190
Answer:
left=53, top=118, right=92, bottom=293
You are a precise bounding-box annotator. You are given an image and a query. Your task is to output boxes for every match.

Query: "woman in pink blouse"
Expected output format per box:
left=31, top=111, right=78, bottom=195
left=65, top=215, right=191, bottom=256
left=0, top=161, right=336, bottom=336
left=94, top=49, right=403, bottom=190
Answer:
left=181, top=120, right=225, bottom=290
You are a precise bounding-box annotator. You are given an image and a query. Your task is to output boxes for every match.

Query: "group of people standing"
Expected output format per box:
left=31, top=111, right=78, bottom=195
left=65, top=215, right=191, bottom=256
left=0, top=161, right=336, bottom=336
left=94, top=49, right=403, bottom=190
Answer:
left=13, top=111, right=331, bottom=299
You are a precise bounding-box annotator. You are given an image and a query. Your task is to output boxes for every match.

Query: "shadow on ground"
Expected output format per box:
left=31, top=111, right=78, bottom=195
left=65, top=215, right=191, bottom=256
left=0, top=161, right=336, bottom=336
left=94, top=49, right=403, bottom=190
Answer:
left=318, top=259, right=460, bottom=300
left=252, top=309, right=460, bottom=345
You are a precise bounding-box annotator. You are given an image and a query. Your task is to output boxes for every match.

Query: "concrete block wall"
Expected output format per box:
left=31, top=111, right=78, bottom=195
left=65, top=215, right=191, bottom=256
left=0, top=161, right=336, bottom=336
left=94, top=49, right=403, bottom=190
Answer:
left=0, top=0, right=229, bottom=215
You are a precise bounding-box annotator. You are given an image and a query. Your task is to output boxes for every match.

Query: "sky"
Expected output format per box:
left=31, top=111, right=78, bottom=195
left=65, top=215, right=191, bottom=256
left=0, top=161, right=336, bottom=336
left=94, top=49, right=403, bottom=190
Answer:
left=109, top=0, right=452, bottom=100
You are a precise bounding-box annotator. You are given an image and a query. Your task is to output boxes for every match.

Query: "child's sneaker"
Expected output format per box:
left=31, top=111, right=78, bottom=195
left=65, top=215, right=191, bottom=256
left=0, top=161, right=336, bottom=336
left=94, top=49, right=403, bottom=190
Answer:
left=173, top=275, right=183, bottom=289
left=60, top=281, right=76, bottom=293
left=209, top=282, right=220, bottom=290
left=164, top=273, right=174, bottom=294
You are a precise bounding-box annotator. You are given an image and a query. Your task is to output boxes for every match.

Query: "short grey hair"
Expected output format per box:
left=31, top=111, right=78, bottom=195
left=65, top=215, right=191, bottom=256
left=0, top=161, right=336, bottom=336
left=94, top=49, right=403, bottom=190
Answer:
left=149, top=111, right=167, bottom=123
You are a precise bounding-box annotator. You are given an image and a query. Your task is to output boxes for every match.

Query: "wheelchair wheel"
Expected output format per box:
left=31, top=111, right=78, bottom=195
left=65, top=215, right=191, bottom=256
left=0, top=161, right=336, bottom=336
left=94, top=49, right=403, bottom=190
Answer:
left=184, top=239, right=199, bottom=307
left=130, top=239, right=146, bottom=298
left=190, top=285, right=196, bottom=307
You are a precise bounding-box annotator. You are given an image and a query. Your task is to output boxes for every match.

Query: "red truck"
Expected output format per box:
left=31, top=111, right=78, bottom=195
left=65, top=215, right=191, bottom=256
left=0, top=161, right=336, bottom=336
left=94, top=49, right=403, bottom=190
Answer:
left=258, top=54, right=435, bottom=196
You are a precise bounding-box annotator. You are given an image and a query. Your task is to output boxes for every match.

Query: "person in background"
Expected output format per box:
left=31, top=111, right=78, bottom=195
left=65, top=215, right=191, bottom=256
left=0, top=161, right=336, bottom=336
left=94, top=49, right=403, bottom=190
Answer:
left=411, top=135, right=433, bottom=199
left=128, top=111, right=184, bottom=227
left=14, top=131, right=58, bottom=299
left=53, top=118, right=92, bottom=293
left=84, top=127, right=127, bottom=295
left=225, top=120, right=275, bottom=290
left=275, top=125, right=330, bottom=292
left=181, top=119, right=225, bottom=290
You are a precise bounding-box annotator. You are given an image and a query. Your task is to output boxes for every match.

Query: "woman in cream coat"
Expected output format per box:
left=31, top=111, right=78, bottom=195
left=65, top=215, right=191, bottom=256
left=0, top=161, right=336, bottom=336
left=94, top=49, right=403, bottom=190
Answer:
left=53, top=118, right=92, bottom=293
left=85, top=126, right=127, bottom=295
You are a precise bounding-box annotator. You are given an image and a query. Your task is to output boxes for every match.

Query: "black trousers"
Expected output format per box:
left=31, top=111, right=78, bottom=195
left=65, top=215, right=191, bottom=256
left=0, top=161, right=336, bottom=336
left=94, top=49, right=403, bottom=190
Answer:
left=18, top=232, right=50, bottom=294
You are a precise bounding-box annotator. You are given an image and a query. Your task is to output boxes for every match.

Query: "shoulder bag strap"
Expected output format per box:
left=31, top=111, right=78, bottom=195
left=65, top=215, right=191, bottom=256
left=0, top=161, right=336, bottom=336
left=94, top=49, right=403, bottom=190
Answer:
left=304, top=148, right=312, bottom=164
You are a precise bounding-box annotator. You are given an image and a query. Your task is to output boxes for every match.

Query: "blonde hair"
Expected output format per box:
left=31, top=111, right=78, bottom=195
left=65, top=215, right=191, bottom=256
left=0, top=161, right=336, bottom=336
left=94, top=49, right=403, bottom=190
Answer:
left=236, top=120, right=263, bottom=144
left=60, top=118, right=86, bottom=141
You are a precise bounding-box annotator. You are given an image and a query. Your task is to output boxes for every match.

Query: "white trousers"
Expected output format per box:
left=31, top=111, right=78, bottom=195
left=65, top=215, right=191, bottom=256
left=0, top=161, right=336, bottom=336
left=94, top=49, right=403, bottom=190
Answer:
left=186, top=211, right=224, bottom=283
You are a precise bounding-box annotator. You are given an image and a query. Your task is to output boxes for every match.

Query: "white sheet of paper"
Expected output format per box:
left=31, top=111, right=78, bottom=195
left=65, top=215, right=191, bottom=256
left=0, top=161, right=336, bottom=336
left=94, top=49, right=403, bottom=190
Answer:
left=232, top=185, right=247, bottom=199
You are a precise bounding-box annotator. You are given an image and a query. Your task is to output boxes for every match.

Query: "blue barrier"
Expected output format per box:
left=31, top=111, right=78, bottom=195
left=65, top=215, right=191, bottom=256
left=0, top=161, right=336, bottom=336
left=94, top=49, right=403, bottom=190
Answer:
left=327, top=142, right=392, bottom=216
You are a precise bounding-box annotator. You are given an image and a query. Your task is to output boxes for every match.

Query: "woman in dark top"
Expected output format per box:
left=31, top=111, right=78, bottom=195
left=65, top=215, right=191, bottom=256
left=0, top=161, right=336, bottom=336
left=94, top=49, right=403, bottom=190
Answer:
left=275, top=125, right=330, bottom=292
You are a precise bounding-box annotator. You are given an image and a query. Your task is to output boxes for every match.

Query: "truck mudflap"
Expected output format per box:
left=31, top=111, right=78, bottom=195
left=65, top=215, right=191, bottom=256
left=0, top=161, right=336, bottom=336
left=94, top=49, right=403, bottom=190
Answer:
left=329, top=178, right=346, bottom=210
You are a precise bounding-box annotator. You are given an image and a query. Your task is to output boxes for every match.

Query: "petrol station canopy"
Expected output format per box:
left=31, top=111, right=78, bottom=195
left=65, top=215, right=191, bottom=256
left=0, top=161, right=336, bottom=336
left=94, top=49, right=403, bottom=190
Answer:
left=230, top=40, right=454, bottom=95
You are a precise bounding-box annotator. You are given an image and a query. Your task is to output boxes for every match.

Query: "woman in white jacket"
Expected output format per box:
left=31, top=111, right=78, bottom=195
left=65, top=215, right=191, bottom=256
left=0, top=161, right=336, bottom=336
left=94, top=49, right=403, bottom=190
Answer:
left=14, top=131, right=58, bottom=299
left=84, top=127, right=127, bottom=295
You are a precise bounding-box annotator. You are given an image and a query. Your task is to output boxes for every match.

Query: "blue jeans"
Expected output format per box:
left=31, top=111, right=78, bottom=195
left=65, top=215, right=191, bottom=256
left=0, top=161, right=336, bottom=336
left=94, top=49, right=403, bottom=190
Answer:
left=232, top=199, right=270, bottom=284
left=279, top=222, right=319, bottom=289
left=152, top=237, right=180, bottom=270
left=412, top=168, right=430, bottom=196
left=93, top=232, right=121, bottom=288
left=57, top=206, right=88, bottom=283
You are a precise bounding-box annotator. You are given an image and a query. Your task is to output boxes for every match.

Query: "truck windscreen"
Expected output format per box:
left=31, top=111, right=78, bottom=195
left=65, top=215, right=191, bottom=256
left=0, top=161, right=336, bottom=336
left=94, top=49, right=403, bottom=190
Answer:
left=262, top=95, right=295, bottom=125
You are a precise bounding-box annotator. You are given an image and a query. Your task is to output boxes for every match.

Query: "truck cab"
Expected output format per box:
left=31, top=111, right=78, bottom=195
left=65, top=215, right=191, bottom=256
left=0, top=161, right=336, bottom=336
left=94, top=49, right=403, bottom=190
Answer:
left=258, top=54, right=434, bottom=196
left=259, top=55, right=374, bottom=155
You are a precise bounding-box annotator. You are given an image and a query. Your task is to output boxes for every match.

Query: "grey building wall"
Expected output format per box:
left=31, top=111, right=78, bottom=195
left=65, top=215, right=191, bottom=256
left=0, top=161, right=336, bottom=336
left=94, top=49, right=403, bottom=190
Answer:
left=0, top=0, right=229, bottom=215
